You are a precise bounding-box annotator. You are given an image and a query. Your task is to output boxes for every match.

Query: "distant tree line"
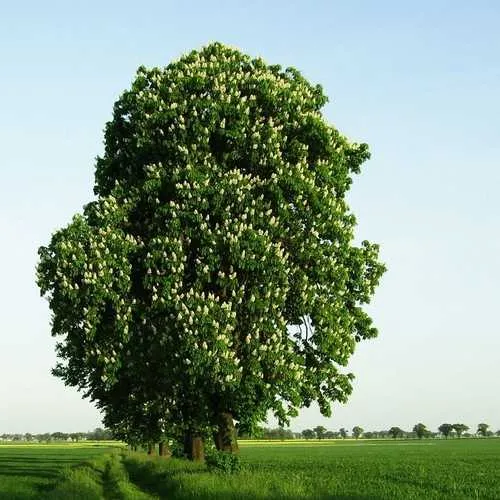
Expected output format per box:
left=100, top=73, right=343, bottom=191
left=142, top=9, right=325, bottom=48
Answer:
left=237, top=423, right=499, bottom=441
left=296, top=423, right=498, bottom=440
left=2, top=423, right=498, bottom=443
left=0, top=428, right=113, bottom=442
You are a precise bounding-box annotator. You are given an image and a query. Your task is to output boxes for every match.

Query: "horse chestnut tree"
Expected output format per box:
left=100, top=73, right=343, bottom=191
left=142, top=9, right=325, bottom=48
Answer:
left=37, top=43, right=385, bottom=459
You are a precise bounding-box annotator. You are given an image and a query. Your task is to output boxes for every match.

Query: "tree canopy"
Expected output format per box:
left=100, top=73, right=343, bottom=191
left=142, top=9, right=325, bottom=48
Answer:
left=438, top=423, right=453, bottom=438
left=477, top=423, right=489, bottom=437
left=352, top=426, right=364, bottom=439
left=37, top=42, right=385, bottom=457
left=301, top=429, right=315, bottom=440
left=388, top=427, right=404, bottom=439
left=452, top=423, right=469, bottom=438
left=412, top=423, right=428, bottom=439
left=313, top=425, right=327, bottom=439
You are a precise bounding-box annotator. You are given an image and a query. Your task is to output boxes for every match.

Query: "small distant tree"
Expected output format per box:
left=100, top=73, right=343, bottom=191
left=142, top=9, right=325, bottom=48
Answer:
left=51, top=432, right=68, bottom=441
left=324, top=431, right=337, bottom=439
left=302, top=429, right=315, bottom=440
left=438, top=423, right=453, bottom=439
left=314, top=426, right=327, bottom=440
left=70, top=432, right=86, bottom=442
left=86, top=427, right=113, bottom=441
left=237, top=424, right=264, bottom=439
left=477, top=423, right=489, bottom=437
left=339, top=428, right=348, bottom=439
left=262, top=427, right=294, bottom=440
left=452, top=423, right=469, bottom=438
left=412, top=423, right=428, bottom=439
left=388, top=427, right=404, bottom=439
left=352, top=426, right=364, bottom=439
left=495, top=430, right=500, bottom=437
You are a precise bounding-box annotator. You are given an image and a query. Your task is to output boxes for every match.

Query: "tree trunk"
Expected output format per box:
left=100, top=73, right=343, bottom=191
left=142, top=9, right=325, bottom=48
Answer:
left=147, top=443, right=154, bottom=455
left=158, top=440, right=171, bottom=458
left=214, top=411, right=239, bottom=453
left=184, top=432, right=204, bottom=461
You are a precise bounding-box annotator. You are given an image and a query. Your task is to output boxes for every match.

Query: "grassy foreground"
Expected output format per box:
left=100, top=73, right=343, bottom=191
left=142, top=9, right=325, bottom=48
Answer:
left=0, top=439, right=499, bottom=499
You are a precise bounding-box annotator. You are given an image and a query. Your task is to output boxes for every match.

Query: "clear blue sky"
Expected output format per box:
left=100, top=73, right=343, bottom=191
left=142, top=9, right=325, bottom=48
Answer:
left=1, top=0, right=498, bottom=434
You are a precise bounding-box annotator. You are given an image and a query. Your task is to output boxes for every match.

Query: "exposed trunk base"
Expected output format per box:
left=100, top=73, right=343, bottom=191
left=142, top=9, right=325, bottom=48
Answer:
left=158, top=440, right=171, bottom=458
left=214, top=411, right=239, bottom=453
left=184, top=432, right=204, bottom=461
left=147, top=443, right=155, bottom=455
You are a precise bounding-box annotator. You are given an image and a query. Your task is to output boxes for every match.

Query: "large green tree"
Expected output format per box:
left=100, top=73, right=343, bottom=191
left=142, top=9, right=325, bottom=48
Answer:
left=313, top=425, right=327, bottom=440
left=388, top=426, right=404, bottom=439
left=452, top=423, right=469, bottom=438
left=301, top=429, right=315, bottom=440
left=477, top=423, right=489, bottom=437
left=37, top=43, right=385, bottom=458
left=412, top=422, right=428, bottom=439
left=438, top=423, right=453, bottom=438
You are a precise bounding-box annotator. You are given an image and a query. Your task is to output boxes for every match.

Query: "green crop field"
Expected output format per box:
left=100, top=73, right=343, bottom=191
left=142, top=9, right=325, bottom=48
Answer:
left=0, top=439, right=499, bottom=499
left=0, top=442, right=125, bottom=500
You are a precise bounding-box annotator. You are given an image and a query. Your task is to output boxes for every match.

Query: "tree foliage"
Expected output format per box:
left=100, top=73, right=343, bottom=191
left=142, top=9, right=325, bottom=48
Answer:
left=477, top=423, right=489, bottom=437
left=258, top=427, right=294, bottom=440
left=301, top=429, right=315, bottom=440
left=452, top=423, right=469, bottom=438
left=388, top=427, right=404, bottom=439
left=352, top=426, right=364, bottom=439
left=313, top=425, right=327, bottom=439
left=324, top=431, right=337, bottom=439
left=412, top=423, right=428, bottom=439
left=37, top=43, right=385, bottom=452
left=438, top=423, right=453, bottom=438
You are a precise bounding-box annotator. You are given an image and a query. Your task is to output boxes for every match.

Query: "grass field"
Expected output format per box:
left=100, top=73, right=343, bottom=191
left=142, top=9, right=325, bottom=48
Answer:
left=0, top=439, right=498, bottom=499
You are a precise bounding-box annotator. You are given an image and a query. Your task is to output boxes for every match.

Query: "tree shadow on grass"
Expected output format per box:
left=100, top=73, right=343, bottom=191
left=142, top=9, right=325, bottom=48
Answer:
left=122, top=456, right=378, bottom=500
left=0, top=457, right=79, bottom=464
left=0, top=468, right=58, bottom=480
left=0, top=458, right=64, bottom=479
left=0, top=467, right=59, bottom=499
left=0, top=456, right=106, bottom=499
left=0, top=457, right=79, bottom=480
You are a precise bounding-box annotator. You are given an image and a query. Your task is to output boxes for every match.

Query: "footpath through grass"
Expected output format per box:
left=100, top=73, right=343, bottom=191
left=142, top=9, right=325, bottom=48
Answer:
left=0, top=439, right=499, bottom=499
left=0, top=442, right=125, bottom=499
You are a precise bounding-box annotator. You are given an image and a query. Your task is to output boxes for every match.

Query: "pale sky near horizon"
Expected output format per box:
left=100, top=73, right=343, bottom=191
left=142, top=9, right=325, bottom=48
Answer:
left=1, top=1, right=499, bottom=435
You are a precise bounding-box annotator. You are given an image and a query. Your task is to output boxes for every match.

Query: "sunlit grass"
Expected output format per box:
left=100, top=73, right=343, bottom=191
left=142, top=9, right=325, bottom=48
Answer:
left=0, top=440, right=124, bottom=448
left=122, top=439, right=500, bottom=499
left=0, top=443, right=122, bottom=499
left=0, top=438, right=499, bottom=499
